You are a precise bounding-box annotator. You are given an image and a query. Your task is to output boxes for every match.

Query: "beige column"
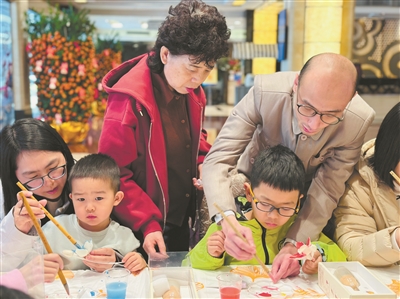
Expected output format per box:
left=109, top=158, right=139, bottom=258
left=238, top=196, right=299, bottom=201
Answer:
left=284, top=0, right=355, bottom=71
left=10, top=0, right=32, bottom=119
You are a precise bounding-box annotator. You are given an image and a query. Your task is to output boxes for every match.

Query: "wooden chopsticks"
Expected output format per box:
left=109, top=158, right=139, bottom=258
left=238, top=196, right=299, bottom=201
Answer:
left=390, top=171, right=400, bottom=185
left=18, top=191, right=70, bottom=295
left=17, top=182, right=82, bottom=249
left=213, top=203, right=270, bottom=274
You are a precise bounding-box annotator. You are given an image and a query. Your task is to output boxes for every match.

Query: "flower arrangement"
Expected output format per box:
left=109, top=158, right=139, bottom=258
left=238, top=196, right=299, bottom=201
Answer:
left=92, top=34, right=122, bottom=116
left=26, top=5, right=96, bottom=124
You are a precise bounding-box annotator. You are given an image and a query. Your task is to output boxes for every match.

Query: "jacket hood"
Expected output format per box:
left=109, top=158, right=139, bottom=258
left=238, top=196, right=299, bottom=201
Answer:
left=102, top=54, right=152, bottom=105
left=102, top=53, right=205, bottom=118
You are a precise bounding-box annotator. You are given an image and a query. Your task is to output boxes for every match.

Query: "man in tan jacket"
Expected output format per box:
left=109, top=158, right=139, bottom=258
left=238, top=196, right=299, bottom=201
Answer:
left=202, top=53, right=375, bottom=281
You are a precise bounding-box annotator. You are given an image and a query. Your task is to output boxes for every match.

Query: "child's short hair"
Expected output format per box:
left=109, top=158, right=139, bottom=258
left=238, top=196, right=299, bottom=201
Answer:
left=68, top=153, right=120, bottom=193
left=250, top=144, right=305, bottom=193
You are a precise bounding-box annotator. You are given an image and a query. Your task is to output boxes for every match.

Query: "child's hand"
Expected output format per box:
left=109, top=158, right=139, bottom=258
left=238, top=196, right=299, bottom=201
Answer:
left=84, top=248, right=116, bottom=272
left=123, top=252, right=147, bottom=274
left=20, top=253, right=64, bottom=287
left=207, top=231, right=226, bottom=258
left=302, top=250, right=322, bottom=275
left=43, top=253, right=64, bottom=282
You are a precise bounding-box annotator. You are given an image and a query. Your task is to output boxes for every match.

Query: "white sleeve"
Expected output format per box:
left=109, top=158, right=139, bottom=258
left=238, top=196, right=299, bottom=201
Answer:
left=0, top=208, right=40, bottom=270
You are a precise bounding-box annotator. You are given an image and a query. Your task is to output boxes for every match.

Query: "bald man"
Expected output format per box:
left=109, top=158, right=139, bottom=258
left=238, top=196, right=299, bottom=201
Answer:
left=202, top=53, right=375, bottom=281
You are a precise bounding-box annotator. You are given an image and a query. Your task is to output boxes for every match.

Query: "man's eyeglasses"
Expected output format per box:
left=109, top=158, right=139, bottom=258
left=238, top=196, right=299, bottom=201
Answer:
left=296, top=90, right=344, bottom=125
left=22, top=164, right=67, bottom=191
left=249, top=186, right=299, bottom=217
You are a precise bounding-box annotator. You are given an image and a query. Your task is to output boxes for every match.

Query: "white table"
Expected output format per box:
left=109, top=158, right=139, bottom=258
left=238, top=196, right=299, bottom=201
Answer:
left=44, top=265, right=400, bottom=298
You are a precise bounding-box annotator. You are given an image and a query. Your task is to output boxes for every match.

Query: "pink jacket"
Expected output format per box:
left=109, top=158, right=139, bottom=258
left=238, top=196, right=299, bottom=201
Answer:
left=99, top=54, right=210, bottom=237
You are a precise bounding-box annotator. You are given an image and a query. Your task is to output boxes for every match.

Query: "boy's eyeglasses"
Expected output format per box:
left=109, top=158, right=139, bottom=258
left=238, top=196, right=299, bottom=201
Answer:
left=22, top=164, right=67, bottom=191
left=249, top=186, right=299, bottom=217
left=297, top=89, right=344, bottom=125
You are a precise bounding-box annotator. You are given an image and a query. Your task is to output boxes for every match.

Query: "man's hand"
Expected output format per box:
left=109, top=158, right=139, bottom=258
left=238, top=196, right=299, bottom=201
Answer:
left=221, top=215, right=255, bottom=260
left=270, top=243, right=300, bottom=283
left=207, top=231, right=226, bottom=258
left=84, top=248, right=115, bottom=272
left=302, top=250, right=322, bottom=275
left=143, top=231, right=168, bottom=260
left=123, top=252, right=147, bottom=274
left=14, top=191, right=46, bottom=234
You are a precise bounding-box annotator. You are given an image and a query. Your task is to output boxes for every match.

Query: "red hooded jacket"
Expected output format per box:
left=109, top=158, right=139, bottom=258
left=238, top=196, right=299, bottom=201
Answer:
left=98, top=54, right=211, bottom=237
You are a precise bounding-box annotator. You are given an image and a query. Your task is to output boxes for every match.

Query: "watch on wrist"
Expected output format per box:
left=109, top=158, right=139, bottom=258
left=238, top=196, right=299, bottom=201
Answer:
left=214, top=210, right=236, bottom=225
left=315, top=244, right=327, bottom=262
left=283, top=238, right=297, bottom=247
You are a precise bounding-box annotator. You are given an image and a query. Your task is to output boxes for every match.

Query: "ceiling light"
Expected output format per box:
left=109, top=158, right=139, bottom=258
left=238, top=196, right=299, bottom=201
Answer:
left=232, top=0, right=246, bottom=6
left=111, top=22, right=123, bottom=29
left=74, top=0, right=87, bottom=3
left=141, top=22, right=148, bottom=29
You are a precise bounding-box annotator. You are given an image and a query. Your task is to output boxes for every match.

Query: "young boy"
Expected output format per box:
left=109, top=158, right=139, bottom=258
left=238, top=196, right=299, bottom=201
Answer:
left=41, top=153, right=147, bottom=273
left=189, top=145, right=346, bottom=277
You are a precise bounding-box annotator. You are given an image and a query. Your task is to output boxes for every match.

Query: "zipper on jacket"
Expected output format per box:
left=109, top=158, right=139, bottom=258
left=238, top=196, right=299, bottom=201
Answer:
left=261, top=226, right=269, bottom=265
left=189, top=96, right=203, bottom=232
left=148, top=122, right=167, bottom=231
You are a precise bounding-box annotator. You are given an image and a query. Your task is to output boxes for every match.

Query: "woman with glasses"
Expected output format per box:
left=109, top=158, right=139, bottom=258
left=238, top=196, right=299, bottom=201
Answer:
left=335, top=102, right=400, bottom=267
left=0, top=118, right=75, bottom=225
left=189, top=145, right=346, bottom=277
left=0, top=118, right=72, bottom=289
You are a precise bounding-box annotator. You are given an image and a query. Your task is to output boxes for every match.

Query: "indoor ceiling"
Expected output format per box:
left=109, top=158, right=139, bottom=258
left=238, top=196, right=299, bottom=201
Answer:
left=28, top=1, right=399, bottom=43
left=30, top=0, right=267, bottom=42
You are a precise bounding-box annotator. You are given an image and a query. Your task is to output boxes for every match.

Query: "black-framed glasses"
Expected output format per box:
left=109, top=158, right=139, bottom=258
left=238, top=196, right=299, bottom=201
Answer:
left=249, top=186, right=299, bottom=217
left=22, top=164, right=67, bottom=191
left=296, top=90, right=344, bottom=125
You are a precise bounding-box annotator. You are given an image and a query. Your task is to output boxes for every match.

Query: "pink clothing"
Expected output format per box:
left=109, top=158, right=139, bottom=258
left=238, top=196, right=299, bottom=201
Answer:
left=0, top=269, right=28, bottom=293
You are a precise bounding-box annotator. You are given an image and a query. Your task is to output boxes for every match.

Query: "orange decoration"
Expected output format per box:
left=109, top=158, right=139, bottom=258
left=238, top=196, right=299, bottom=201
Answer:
left=28, top=32, right=95, bottom=123
left=92, top=48, right=121, bottom=116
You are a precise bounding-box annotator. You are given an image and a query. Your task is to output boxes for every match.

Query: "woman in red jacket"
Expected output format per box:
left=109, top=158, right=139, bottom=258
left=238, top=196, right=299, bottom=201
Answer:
left=98, top=0, right=230, bottom=259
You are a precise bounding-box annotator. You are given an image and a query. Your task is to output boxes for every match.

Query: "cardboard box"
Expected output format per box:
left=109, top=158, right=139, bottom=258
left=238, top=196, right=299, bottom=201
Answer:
left=318, top=262, right=396, bottom=299
left=149, top=252, right=198, bottom=299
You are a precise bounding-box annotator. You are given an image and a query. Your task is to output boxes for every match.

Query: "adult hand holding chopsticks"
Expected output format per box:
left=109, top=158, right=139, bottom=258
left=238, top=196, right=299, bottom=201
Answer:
left=13, top=191, right=47, bottom=234
left=220, top=214, right=256, bottom=260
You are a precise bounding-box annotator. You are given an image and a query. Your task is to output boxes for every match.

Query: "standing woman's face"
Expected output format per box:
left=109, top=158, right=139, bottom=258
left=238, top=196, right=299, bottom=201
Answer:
left=15, top=151, right=67, bottom=200
left=160, top=46, right=214, bottom=95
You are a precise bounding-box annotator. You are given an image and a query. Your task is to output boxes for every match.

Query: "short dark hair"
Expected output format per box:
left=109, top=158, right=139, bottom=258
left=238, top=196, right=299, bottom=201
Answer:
left=68, top=153, right=120, bottom=193
left=0, top=119, right=75, bottom=214
left=250, top=144, right=305, bottom=194
left=368, top=102, right=400, bottom=189
left=147, top=0, right=230, bottom=73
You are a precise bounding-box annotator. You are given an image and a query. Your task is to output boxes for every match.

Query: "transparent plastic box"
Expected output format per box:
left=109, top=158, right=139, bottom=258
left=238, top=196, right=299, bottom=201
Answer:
left=149, top=251, right=198, bottom=299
